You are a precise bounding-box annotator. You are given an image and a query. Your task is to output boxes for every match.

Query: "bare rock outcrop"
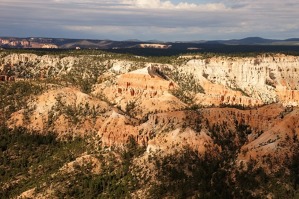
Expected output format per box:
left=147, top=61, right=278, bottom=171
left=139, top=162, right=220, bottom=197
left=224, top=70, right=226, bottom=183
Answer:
left=7, top=87, right=110, bottom=137
left=183, top=54, right=299, bottom=106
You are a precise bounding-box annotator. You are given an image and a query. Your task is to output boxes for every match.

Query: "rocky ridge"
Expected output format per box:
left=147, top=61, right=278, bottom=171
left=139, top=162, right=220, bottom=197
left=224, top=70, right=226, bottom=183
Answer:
left=1, top=52, right=299, bottom=155
left=1, top=51, right=299, bottom=198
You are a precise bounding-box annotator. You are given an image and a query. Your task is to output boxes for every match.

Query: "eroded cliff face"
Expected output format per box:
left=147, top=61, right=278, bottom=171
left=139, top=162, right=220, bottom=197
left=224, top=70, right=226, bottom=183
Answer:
left=1, top=53, right=299, bottom=153
left=183, top=54, right=299, bottom=106
left=1, top=53, right=299, bottom=107
left=200, top=104, right=298, bottom=169
left=6, top=87, right=111, bottom=138
left=0, top=53, right=78, bottom=78
left=3, top=53, right=299, bottom=154
left=92, top=54, right=299, bottom=110
left=2, top=51, right=299, bottom=198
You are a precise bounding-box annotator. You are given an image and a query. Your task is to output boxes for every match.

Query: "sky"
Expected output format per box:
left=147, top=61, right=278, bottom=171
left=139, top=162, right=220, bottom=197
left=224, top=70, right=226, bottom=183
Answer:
left=0, top=0, right=298, bottom=41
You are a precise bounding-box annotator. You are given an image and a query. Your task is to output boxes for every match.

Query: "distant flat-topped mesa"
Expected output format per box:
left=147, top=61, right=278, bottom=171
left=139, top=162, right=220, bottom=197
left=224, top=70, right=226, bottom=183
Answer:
left=138, top=43, right=172, bottom=49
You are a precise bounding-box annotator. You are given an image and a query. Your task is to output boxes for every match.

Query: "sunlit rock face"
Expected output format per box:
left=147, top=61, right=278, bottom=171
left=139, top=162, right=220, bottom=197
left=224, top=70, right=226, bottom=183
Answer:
left=183, top=54, right=299, bottom=106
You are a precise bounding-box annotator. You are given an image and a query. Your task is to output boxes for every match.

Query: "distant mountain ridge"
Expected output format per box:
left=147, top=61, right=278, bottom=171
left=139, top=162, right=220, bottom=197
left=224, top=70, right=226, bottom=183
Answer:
left=219, top=37, right=279, bottom=45
left=0, top=36, right=299, bottom=50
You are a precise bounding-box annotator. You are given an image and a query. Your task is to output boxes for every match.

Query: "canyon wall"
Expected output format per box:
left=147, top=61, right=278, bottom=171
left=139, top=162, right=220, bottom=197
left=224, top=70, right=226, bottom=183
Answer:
left=182, top=54, right=299, bottom=106
left=1, top=53, right=299, bottom=107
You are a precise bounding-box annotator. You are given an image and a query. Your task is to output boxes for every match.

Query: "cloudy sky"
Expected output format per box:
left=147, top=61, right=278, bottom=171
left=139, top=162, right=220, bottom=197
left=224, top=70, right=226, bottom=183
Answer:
left=0, top=0, right=298, bottom=41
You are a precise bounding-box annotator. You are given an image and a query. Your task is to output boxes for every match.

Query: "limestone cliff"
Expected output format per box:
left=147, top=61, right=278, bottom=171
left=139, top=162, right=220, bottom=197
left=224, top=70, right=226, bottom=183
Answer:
left=182, top=54, right=299, bottom=106
left=1, top=53, right=299, bottom=107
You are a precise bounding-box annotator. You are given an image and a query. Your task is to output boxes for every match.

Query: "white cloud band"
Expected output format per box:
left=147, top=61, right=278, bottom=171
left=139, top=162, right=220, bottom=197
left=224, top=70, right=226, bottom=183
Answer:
left=121, top=0, right=227, bottom=10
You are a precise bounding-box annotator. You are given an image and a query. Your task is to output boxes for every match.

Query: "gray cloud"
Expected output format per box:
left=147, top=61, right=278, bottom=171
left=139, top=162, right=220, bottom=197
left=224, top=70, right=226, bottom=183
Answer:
left=0, top=0, right=298, bottom=41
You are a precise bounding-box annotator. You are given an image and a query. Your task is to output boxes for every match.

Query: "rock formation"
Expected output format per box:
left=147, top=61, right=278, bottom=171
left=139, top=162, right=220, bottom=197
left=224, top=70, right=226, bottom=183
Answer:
left=2, top=51, right=299, bottom=198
